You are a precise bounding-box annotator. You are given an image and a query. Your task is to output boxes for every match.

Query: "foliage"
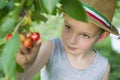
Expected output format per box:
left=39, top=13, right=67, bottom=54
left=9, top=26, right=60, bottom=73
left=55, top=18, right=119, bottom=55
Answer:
left=0, top=33, right=20, bottom=80
left=112, top=0, right=120, bottom=27
left=0, top=0, right=87, bottom=80
left=60, top=0, right=88, bottom=22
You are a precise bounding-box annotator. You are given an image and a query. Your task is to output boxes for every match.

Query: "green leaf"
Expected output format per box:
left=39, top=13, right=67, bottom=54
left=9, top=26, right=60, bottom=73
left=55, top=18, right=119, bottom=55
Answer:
left=42, top=0, right=60, bottom=14
left=16, top=63, right=24, bottom=73
left=32, top=11, right=48, bottom=22
left=0, top=0, right=7, bottom=9
left=0, top=17, right=16, bottom=32
left=0, top=37, right=7, bottom=46
left=0, top=17, right=16, bottom=38
left=60, top=0, right=88, bottom=22
left=0, top=33, right=20, bottom=79
left=33, top=73, right=40, bottom=80
left=0, top=69, right=5, bottom=78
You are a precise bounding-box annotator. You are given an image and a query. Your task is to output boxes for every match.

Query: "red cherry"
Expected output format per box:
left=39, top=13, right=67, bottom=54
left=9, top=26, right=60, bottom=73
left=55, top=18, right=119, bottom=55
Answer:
left=30, top=32, right=40, bottom=41
left=6, top=33, right=12, bottom=41
left=23, top=38, right=33, bottom=48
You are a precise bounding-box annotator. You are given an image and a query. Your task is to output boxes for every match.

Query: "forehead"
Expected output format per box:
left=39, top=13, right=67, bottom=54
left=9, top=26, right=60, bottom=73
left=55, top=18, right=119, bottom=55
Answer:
left=64, top=14, right=102, bottom=34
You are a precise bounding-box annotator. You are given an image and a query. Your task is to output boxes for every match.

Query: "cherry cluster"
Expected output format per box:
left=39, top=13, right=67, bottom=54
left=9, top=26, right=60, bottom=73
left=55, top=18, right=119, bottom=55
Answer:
left=6, top=32, right=40, bottom=48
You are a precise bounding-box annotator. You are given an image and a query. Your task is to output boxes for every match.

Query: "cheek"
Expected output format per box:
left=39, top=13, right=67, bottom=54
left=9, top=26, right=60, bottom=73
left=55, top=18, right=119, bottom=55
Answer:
left=78, top=39, right=96, bottom=50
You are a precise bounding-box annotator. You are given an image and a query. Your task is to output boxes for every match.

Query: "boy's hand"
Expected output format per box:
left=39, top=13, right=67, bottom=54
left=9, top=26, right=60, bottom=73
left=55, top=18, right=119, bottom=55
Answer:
left=16, top=39, right=42, bottom=69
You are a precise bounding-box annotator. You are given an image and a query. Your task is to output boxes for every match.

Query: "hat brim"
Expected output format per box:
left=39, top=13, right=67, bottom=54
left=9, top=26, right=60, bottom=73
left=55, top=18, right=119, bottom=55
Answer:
left=88, top=16, right=119, bottom=36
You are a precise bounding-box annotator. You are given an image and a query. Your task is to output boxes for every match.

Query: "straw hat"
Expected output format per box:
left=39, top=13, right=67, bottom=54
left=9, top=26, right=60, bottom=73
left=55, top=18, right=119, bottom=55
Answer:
left=80, top=0, right=119, bottom=35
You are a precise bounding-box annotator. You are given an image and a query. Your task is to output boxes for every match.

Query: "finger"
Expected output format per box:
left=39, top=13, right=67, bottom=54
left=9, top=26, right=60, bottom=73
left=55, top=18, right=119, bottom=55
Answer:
left=31, top=38, right=42, bottom=53
left=34, top=38, right=42, bottom=47
left=20, top=43, right=30, bottom=54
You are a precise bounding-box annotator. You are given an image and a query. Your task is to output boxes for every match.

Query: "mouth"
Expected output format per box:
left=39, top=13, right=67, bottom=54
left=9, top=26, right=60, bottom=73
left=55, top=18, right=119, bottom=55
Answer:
left=67, top=45, right=77, bottom=50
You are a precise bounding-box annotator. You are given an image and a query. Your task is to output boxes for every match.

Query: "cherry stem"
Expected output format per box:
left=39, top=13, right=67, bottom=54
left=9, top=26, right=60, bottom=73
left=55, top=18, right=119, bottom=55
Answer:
left=12, top=18, right=25, bottom=35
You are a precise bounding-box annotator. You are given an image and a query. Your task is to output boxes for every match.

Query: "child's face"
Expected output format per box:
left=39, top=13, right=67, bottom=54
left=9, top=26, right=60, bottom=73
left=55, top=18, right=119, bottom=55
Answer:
left=61, top=14, right=104, bottom=54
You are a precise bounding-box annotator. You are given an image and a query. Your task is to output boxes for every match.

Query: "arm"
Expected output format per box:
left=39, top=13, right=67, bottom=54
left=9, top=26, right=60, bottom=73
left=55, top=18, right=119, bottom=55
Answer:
left=102, top=63, right=110, bottom=80
left=17, top=40, right=53, bottom=80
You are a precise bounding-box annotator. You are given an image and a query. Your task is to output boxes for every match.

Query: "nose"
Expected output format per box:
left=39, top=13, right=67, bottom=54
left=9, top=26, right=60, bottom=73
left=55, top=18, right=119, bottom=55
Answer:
left=69, top=34, right=78, bottom=44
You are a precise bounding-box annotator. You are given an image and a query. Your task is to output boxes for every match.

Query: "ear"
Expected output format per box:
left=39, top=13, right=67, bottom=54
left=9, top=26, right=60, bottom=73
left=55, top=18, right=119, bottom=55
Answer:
left=98, top=31, right=110, bottom=42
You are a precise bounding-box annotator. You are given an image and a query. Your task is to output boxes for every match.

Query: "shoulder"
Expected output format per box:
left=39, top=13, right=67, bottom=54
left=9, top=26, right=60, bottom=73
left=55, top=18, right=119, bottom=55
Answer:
left=42, top=38, right=60, bottom=47
left=95, top=52, right=109, bottom=70
left=97, top=52, right=110, bottom=70
left=39, top=38, right=60, bottom=56
left=94, top=49, right=108, bottom=64
left=40, top=39, right=54, bottom=53
left=94, top=50, right=110, bottom=78
left=101, top=62, right=110, bottom=80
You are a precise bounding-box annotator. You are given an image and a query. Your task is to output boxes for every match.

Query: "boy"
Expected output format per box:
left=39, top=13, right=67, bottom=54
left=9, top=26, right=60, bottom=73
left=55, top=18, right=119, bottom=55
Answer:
left=16, top=0, right=119, bottom=80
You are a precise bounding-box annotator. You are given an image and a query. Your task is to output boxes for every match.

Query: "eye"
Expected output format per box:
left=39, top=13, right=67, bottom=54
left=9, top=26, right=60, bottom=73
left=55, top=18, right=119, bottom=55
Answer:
left=80, top=33, right=90, bottom=39
left=64, top=25, right=72, bottom=31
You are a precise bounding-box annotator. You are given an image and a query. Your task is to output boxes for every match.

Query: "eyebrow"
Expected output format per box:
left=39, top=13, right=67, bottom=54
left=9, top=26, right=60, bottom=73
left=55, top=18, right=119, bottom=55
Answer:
left=64, top=19, right=70, bottom=25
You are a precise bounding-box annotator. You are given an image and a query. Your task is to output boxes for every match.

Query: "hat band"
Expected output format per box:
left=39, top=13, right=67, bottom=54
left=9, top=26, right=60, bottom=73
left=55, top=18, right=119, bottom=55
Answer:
left=83, top=4, right=112, bottom=29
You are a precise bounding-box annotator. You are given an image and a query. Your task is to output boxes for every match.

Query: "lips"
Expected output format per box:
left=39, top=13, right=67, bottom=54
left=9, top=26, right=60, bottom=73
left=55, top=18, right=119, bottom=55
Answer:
left=67, top=45, right=77, bottom=50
